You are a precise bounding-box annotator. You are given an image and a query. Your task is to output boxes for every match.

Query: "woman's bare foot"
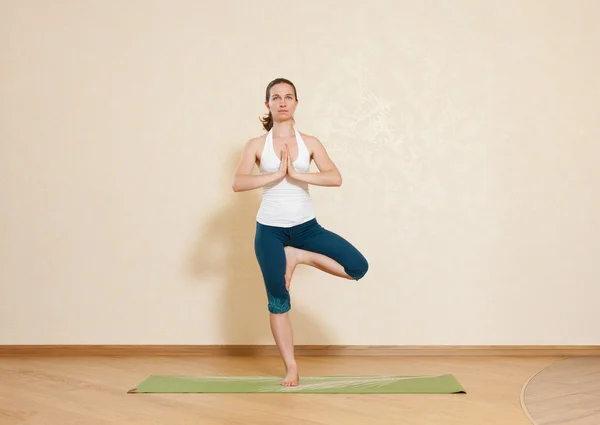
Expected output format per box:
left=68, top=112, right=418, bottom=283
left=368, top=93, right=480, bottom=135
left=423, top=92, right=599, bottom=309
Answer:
left=281, top=363, right=299, bottom=386
left=284, top=246, right=301, bottom=290
left=284, top=247, right=353, bottom=289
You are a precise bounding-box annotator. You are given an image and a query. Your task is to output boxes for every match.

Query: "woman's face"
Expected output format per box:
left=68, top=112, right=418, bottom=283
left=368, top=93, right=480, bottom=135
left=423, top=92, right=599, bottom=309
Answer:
left=266, top=83, right=297, bottom=122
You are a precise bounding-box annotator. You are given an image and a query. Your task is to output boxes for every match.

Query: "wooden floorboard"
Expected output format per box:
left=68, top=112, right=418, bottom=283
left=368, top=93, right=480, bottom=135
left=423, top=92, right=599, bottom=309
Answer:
left=1, top=344, right=599, bottom=357
left=0, top=355, right=561, bottom=425
left=521, top=357, right=600, bottom=425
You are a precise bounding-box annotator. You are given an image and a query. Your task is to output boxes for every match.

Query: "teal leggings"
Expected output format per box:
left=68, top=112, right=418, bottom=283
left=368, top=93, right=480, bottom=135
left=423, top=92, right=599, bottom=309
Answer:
left=254, top=218, right=369, bottom=314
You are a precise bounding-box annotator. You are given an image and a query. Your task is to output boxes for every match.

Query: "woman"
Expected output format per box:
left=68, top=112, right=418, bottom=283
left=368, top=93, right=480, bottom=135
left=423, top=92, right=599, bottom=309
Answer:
left=232, top=78, right=369, bottom=386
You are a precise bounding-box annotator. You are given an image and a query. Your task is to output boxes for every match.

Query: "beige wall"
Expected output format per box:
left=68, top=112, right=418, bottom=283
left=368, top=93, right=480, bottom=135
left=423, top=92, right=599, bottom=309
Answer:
left=1, top=1, right=599, bottom=345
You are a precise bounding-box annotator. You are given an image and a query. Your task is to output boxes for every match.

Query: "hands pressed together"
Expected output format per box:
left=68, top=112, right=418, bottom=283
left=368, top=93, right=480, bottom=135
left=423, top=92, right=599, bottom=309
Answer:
left=276, top=144, right=297, bottom=180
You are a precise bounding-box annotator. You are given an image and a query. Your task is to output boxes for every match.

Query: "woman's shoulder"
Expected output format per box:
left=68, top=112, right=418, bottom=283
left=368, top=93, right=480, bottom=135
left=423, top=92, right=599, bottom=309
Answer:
left=250, top=132, right=268, bottom=142
left=245, top=133, right=268, bottom=148
left=298, top=131, right=320, bottom=143
left=298, top=131, right=323, bottom=148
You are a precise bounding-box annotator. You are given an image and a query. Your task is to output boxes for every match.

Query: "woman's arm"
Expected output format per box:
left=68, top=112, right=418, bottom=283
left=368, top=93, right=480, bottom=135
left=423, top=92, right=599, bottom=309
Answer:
left=288, top=137, right=342, bottom=187
left=232, top=138, right=287, bottom=192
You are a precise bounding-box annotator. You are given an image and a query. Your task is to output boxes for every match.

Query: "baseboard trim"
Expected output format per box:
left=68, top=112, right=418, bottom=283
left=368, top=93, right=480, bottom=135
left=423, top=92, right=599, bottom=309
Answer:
left=1, top=345, right=599, bottom=357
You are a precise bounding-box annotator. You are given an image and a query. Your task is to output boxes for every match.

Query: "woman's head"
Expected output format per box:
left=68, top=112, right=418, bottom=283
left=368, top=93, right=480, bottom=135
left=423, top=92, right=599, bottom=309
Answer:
left=260, top=78, right=298, bottom=131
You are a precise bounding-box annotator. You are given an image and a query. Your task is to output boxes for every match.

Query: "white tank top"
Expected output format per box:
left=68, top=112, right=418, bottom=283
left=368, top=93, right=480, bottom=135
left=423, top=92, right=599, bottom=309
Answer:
left=256, top=129, right=316, bottom=227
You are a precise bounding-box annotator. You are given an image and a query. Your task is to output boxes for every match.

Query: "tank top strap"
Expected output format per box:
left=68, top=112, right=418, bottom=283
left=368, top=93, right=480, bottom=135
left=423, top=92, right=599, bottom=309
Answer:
left=262, top=129, right=276, bottom=162
left=295, top=129, right=309, bottom=155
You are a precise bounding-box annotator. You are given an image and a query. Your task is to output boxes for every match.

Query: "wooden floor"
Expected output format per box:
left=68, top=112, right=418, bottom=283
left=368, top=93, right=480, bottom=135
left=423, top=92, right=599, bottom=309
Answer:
left=0, top=355, right=596, bottom=425
left=521, top=356, right=600, bottom=425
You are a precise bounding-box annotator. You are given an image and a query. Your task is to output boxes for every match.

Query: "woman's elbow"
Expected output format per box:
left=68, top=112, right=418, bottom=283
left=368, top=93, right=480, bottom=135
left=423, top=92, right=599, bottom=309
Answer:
left=231, top=178, right=241, bottom=192
left=335, top=172, right=342, bottom=187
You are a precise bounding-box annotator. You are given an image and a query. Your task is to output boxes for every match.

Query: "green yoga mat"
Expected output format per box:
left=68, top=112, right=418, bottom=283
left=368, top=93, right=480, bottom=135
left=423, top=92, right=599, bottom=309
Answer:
left=128, top=374, right=465, bottom=394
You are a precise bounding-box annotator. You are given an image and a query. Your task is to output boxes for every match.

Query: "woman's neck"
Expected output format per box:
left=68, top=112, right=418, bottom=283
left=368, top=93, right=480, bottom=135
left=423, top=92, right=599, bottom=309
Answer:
left=271, top=120, right=295, bottom=138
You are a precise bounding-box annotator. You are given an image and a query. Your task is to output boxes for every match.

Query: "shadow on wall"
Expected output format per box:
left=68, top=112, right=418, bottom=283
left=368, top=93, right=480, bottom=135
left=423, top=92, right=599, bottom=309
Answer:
left=186, top=146, right=333, bottom=352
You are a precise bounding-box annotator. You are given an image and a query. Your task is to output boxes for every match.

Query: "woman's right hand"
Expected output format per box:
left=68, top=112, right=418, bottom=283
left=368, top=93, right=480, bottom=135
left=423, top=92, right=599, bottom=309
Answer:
left=232, top=138, right=288, bottom=192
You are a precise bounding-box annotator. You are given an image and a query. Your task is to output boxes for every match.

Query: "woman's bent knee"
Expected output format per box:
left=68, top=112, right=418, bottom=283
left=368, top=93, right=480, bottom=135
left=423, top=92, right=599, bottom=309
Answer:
left=347, top=256, right=369, bottom=281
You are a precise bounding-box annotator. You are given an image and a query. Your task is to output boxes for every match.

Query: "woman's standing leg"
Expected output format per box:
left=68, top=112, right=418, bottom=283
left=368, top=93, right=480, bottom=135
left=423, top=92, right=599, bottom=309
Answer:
left=254, top=223, right=299, bottom=386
